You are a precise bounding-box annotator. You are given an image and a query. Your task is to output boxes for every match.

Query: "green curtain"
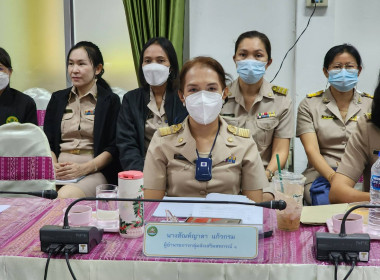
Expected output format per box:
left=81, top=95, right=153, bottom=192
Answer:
left=122, top=0, right=186, bottom=79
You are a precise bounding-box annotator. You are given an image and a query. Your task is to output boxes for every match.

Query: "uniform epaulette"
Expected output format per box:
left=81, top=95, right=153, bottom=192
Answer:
left=362, top=92, right=374, bottom=99
left=158, top=124, right=182, bottom=137
left=272, top=86, right=288, bottom=95
left=227, top=125, right=250, bottom=138
left=365, top=113, right=372, bottom=120
left=307, top=90, right=324, bottom=98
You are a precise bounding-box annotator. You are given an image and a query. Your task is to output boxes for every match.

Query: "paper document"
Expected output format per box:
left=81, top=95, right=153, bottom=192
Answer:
left=301, top=203, right=348, bottom=225
left=0, top=205, right=10, bottom=213
left=56, top=176, right=85, bottom=185
left=192, top=193, right=263, bottom=225
left=153, top=196, right=205, bottom=217
left=153, top=193, right=263, bottom=225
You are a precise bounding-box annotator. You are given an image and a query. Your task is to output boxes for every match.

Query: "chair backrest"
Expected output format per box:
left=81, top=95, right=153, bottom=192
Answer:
left=0, top=122, right=55, bottom=196
left=23, top=88, right=51, bottom=128
left=111, top=87, right=127, bottom=103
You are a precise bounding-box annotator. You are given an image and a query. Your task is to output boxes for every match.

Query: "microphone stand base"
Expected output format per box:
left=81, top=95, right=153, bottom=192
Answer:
left=40, top=225, right=103, bottom=254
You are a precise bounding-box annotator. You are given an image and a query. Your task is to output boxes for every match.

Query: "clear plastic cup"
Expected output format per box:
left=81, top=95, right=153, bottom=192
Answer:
left=96, top=184, right=119, bottom=229
left=273, top=171, right=305, bottom=231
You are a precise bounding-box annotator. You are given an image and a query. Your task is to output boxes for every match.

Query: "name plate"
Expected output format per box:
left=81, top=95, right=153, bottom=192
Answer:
left=143, top=222, right=259, bottom=259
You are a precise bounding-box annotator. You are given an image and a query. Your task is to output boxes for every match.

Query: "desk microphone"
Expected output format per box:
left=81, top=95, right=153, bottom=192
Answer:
left=0, top=189, right=58, bottom=199
left=254, top=200, right=287, bottom=210
left=40, top=197, right=286, bottom=253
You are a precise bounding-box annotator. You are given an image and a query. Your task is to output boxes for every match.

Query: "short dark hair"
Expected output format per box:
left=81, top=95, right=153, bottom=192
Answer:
left=138, top=37, right=179, bottom=91
left=234, top=31, right=272, bottom=61
left=0, top=47, right=12, bottom=70
left=371, top=71, right=380, bottom=129
left=67, top=41, right=111, bottom=90
left=323, top=44, right=362, bottom=69
left=179, top=56, right=230, bottom=92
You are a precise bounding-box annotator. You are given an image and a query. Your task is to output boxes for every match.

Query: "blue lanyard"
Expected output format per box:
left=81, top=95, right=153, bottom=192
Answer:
left=195, top=121, right=220, bottom=159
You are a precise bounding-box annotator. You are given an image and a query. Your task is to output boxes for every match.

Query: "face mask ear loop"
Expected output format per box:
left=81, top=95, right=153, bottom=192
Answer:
left=324, top=79, right=330, bottom=92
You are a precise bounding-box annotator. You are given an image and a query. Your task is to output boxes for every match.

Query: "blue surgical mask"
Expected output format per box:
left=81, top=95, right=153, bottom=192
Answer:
left=236, top=59, right=266, bottom=84
left=328, top=69, right=358, bottom=92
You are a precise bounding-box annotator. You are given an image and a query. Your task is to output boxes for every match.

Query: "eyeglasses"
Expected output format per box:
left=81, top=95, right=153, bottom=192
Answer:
left=328, top=64, right=358, bottom=73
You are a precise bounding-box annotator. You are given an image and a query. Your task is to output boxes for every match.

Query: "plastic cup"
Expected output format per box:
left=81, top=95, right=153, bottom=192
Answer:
left=273, top=171, right=305, bottom=231
left=96, top=184, right=119, bottom=229
left=63, top=205, right=92, bottom=226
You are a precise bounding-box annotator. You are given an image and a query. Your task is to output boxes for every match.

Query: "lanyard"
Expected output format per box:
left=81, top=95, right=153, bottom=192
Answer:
left=195, top=121, right=220, bottom=159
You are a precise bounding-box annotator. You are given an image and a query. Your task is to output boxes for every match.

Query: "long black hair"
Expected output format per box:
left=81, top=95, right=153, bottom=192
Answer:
left=66, top=41, right=111, bottom=90
left=371, top=72, right=380, bottom=129
left=138, top=37, right=179, bottom=91
left=0, top=47, right=12, bottom=70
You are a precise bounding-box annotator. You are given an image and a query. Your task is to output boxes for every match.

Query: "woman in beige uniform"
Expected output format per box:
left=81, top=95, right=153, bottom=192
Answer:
left=220, top=31, right=293, bottom=201
left=329, top=78, right=380, bottom=203
left=297, top=44, right=372, bottom=205
left=44, top=41, right=121, bottom=198
left=144, top=56, right=267, bottom=201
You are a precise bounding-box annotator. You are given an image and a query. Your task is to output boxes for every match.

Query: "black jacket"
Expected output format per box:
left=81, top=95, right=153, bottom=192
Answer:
left=116, top=87, right=188, bottom=171
left=43, top=85, right=121, bottom=184
left=0, top=86, right=38, bottom=125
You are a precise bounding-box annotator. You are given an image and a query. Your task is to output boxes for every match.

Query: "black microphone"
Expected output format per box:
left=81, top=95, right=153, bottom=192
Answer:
left=0, top=189, right=58, bottom=199
left=40, top=197, right=286, bottom=256
left=61, top=198, right=287, bottom=227
left=254, top=200, right=287, bottom=210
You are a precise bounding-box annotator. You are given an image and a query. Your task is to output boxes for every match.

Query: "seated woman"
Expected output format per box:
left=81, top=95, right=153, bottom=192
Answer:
left=220, top=31, right=293, bottom=201
left=0, top=47, right=37, bottom=125
left=44, top=41, right=121, bottom=198
left=144, top=56, right=267, bottom=202
left=117, top=37, right=187, bottom=172
left=329, top=77, right=380, bottom=203
left=297, top=44, right=372, bottom=205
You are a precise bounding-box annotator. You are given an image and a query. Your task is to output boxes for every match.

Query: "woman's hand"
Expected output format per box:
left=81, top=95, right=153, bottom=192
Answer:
left=55, top=162, right=90, bottom=180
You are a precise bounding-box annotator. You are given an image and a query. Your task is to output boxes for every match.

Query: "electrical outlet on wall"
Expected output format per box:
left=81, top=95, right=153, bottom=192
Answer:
left=306, top=0, right=328, bottom=7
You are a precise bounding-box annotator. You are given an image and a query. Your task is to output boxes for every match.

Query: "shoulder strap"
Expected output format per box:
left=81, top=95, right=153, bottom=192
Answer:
left=272, top=86, right=288, bottom=96
left=307, top=90, right=324, bottom=98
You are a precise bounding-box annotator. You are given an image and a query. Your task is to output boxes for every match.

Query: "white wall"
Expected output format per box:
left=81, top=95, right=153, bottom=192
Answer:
left=73, top=0, right=138, bottom=92
left=189, top=0, right=380, bottom=173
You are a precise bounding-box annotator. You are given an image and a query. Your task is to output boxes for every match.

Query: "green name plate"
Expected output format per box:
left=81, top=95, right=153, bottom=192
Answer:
left=143, top=222, right=259, bottom=259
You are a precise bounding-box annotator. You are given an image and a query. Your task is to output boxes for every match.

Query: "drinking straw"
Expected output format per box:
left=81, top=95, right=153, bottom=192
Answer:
left=276, top=154, right=284, bottom=192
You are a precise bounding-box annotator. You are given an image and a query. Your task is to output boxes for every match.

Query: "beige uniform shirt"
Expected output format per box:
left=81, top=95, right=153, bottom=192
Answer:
left=297, top=88, right=373, bottom=185
left=221, top=79, right=293, bottom=167
left=144, top=89, right=168, bottom=152
left=143, top=116, right=268, bottom=197
left=337, top=115, right=380, bottom=192
left=60, top=83, right=97, bottom=152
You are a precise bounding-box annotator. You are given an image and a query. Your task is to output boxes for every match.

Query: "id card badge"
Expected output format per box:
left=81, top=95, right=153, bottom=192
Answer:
left=195, top=157, right=212, bottom=181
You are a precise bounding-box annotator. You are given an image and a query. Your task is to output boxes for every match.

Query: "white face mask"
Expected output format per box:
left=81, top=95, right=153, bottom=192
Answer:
left=185, top=90, right=223, bottom=125
left=0, top=72, right=10, bottom=90
left=142, top=63, right=170, bottom=86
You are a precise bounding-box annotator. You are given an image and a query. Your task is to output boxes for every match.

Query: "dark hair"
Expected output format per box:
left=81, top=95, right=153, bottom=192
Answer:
left=323, top=44, right=362, bottom=69
left=371, top=73, right=380, bottom=129
left=138, top=37, right=179, bottom=91
left=66, top=41, right=110, bottom=90
left=0, top=47, right=12, bottom=70
left=234, top=31, right=272, bottom=61
left=179, top=56, right=230, bottom=92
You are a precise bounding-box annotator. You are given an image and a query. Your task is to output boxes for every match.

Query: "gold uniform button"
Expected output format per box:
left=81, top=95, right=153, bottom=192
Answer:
left=227, top=137, right=233, bottom=142
left=199, top=190, right=206, bottom=195
left=178, top=138, right=183, bottom=143
left=268, top=93, right=273, bottom=97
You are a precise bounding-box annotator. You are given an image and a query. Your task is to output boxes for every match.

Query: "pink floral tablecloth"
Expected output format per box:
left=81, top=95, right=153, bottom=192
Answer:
left=0, top=198, right=379, bottom=267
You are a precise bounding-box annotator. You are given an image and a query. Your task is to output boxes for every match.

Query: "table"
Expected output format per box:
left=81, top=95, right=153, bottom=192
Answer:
left=0, top=198, right=380, bottom=279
